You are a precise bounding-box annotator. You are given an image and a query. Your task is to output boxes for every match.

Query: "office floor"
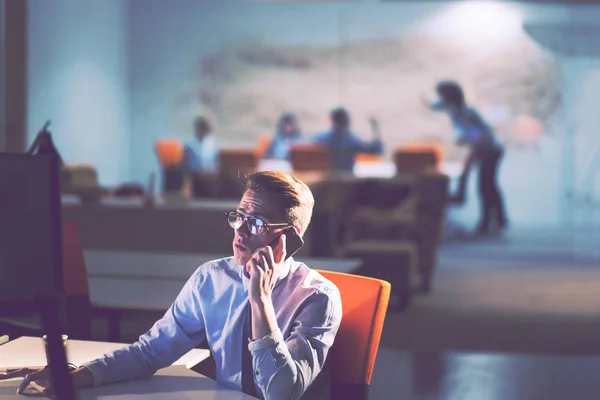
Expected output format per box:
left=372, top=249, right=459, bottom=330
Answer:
left=370, top=227, right=600, bottom=399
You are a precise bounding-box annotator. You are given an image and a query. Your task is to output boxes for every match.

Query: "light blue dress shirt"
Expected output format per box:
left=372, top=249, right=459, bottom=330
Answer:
left=451, top=108, right=501, bottom=151
left=182, top=135, right=219, bottom=173
left=83, top=256, right=342, bottom=400
left=432, top=104, right=501, bottom=151
left=264, top=135, right=304, bottom=161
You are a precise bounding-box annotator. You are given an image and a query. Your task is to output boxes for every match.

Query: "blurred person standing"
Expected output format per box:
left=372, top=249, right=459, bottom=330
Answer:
left=426, top=81, right=508, bottom=235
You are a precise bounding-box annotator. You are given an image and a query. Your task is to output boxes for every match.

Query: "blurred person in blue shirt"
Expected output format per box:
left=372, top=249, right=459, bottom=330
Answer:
left=427, top=81, right=508, bottom=235
left=314, top=107, right=383, bottom=174
left=183, top=116, right=219, bottom=173
left=264, top=113, right=303, bottom=161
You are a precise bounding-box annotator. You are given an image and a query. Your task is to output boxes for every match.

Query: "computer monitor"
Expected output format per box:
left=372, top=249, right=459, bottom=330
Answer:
left=0, top=153, right=64, bottom=312
left=0, top=152, right=75, bottom=400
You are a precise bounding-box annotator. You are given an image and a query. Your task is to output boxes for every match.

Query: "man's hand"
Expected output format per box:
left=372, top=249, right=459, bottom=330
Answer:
left=246, top=234, right=287, bottom=304
left=369, top=117, right=381, bottom=140
left=17, top=368, right=51, bottom=395
left=0, top=365, right=94, bottom=395
left=422, top=97, right=433, bottom=109
left=0, top=367, right=49, bottom=395
left=245, top=234, right=287, bottom=340
left=0, top=367, right=42, bottom=383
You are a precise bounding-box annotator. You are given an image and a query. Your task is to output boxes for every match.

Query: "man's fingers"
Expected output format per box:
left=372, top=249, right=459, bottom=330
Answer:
left=0, top=368, right=33, bottom=380
left=247, top=257, right=265, bottom=276
left=17, top=369, right=48, bottom=394
left=17, top=373, right=35, bottom=394
left=259, top=254, right=269, bottom=270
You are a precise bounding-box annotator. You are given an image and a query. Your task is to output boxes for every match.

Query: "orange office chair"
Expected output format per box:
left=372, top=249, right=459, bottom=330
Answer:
left=394, top=143, right=442, bottom=175
left=316, top=270, right=391, bottom=400
left=154, top=139, right=184, bottom=166
left=289, top=144, right=330, bottom=173
left=154, top=139, right=186, bottom=193
left=255, top=134, right=273, bottom=159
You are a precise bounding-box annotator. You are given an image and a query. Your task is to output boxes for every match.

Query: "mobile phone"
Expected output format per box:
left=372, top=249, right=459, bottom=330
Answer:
left=269, top=227, right=304, bottom=260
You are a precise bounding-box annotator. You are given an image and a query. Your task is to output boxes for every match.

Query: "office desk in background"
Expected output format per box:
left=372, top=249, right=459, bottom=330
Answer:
left=61, top=198, right=242, bottom=255
left=0, top=337, right=255, bottom=400
left=84, top=250, right=362, bottom=341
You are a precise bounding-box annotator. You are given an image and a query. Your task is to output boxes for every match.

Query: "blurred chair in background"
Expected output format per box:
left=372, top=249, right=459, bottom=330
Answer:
left=0, top=221, right=92, bottom=340
left=60, top=163, right=103, bottom=203
left=393, top=143, right=442, bottom=175
left=154, top=139, right=186, bottom=194
left=255, top=135, right=272, bottom=160
left=217, top=148, right=258, bottom=198
left=289, top=144, right=330, bottom=173
left=339, top=173, right=449, bottom=295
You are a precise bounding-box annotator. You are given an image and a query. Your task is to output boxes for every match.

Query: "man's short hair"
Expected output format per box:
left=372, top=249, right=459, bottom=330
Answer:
left=331, top=107, right=350, bottom=128
left=244, top=170, right=315, bottom=236
left=436, top=81, right=465, bottom=108
left=194, top=116, right=210, bottom=129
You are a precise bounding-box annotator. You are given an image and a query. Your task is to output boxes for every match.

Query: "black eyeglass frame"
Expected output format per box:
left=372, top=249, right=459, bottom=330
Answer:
left=225, top=210, right=290, bottom=236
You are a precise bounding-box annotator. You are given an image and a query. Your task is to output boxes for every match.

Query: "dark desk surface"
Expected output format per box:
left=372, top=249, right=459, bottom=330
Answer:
left=372, top=349, right=600, bottom=400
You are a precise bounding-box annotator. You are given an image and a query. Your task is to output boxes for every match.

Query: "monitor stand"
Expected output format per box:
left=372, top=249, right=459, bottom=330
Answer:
left=37, top=295, right=76, bottom=400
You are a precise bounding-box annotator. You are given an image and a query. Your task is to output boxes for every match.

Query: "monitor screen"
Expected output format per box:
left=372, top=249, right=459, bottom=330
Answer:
left=0, top=153, right=64, bottom=315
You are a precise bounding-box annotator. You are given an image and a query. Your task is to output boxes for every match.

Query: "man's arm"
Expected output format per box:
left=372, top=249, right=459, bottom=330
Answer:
left=82, top=270, right=207, bottom=386
left=313, top=131, right=331, bottom=145
left=349, top=133, right=383, bottom=155
left=246, top=238, right=342, bottom=399
left=252, top=288, right=342, bottom=400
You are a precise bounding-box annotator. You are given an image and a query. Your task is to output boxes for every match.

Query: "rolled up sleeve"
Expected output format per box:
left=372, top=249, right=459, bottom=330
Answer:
left=84, top=270, right=206, bottom=386
left=250, top=289, right=342, bottom=400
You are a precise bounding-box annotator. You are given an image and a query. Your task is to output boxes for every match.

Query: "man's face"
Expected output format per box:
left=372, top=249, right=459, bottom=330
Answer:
left=195, top=121, right=211, bottom=141
left=232, top=190, right=288, bottom=266
left=282, top=123, right=294, bottom=136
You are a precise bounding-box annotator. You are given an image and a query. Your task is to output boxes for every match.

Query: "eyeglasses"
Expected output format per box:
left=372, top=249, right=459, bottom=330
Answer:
left=225, top=210, right=289, bottom=236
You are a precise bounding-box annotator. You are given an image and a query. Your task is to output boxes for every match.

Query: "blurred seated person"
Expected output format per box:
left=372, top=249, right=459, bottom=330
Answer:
left=314, top=108, right=383, bottom=174
left=264, top=113, right=303, bottom=161
left=183, top=116, right=219, bottom=174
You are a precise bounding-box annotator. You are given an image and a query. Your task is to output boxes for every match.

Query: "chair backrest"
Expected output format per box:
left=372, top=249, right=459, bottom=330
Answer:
left=255, top=134, right=272, bottom=159
left=316, top=270, right=391, bottom=400
left=355, top=153, right=382, bottom=164
left=155, top=139, right=184, bottom=166
left=219, top=148, right=258, bottom=176
left=289, top=144, right=330, bottom=173
left=394, top=144, right=441, bottom=175
left=62, top=221, right=92, bottom=339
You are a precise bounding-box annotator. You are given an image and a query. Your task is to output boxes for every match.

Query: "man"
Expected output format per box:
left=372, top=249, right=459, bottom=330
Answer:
left=183, top=116, right=219, bottom=173
left=427, top=81, right=508, bottom=235
left=314, top=108, right=383, bottom=174
left=3, top=171, right=342, bottom=400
